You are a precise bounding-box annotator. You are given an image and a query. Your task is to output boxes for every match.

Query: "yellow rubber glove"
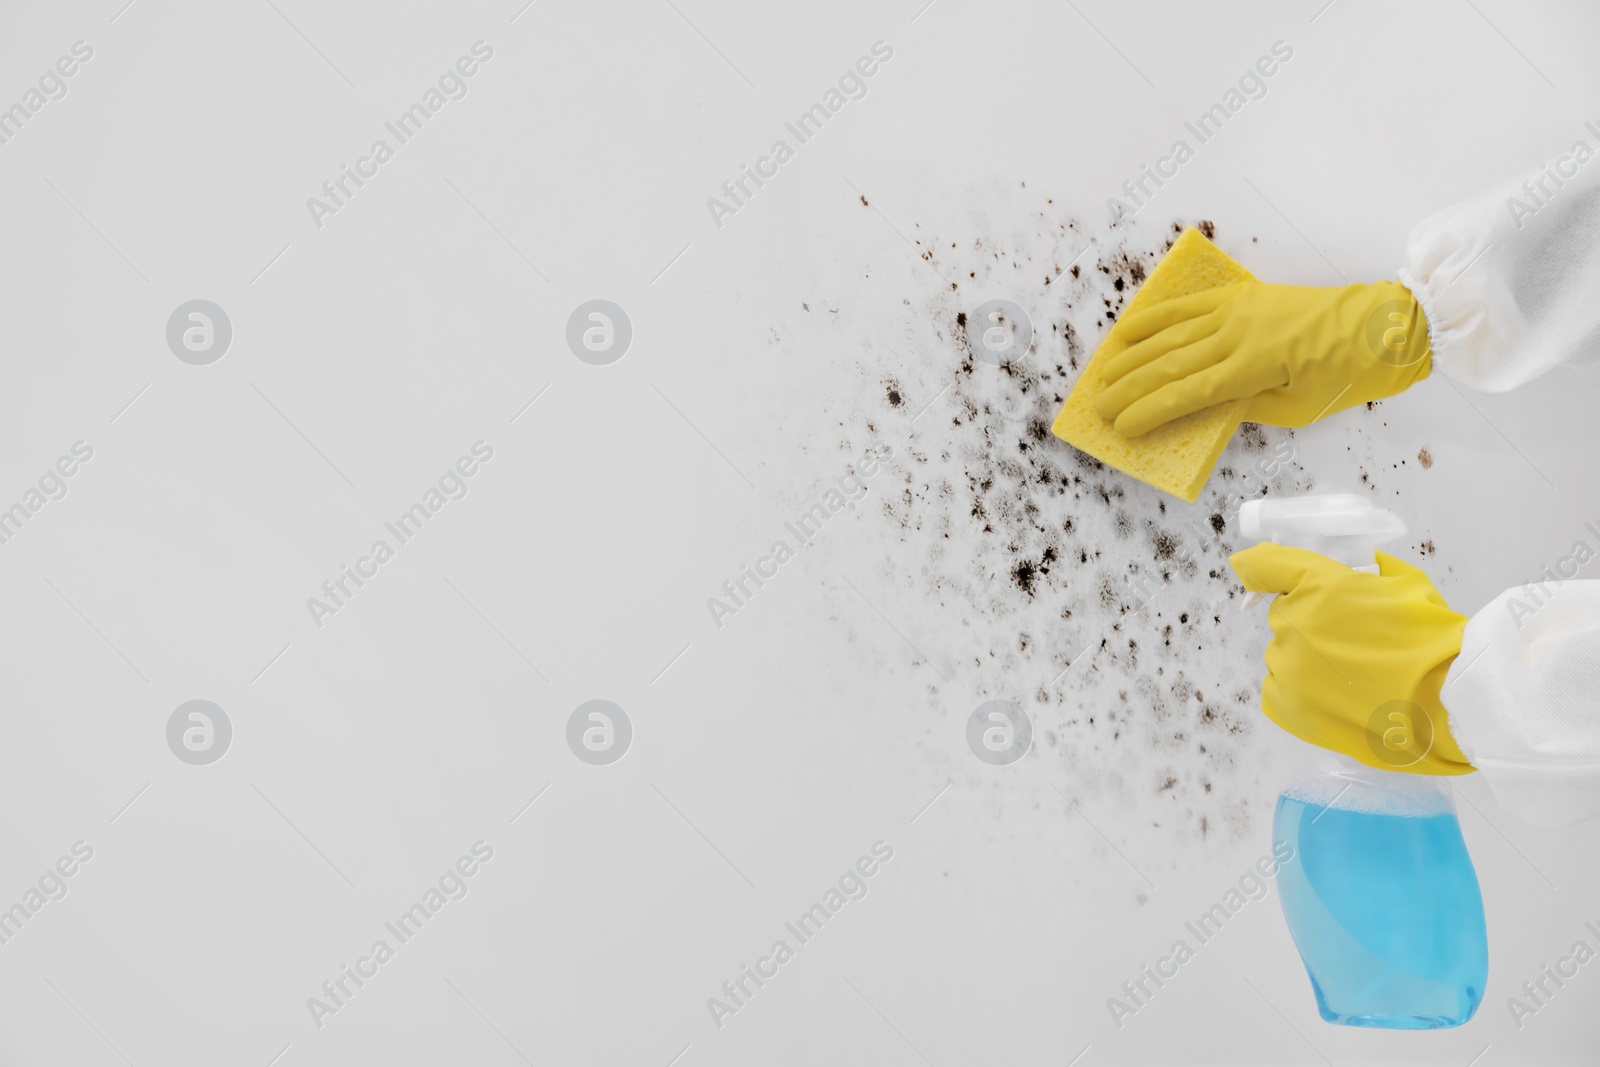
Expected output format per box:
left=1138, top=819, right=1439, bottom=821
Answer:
left=1095, top=279, right=1432, bottom=437
left=1229, top=543, right=1473, bottom=776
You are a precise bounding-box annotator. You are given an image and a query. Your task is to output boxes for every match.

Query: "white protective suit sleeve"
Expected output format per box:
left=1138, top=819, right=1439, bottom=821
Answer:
left=1398, top=150, right=1600, bottom=391
left=1398, top=158, right=1600, bottom=826
left=1441, top=577, right=1600, bottom=827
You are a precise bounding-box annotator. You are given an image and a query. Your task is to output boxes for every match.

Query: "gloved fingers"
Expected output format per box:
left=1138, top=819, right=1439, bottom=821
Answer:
left=1262, top=638, right=1356, bottom=754
left=1096, top=335, right=1227, bottom=421
left=1375, top=551, right=1452, bottom=609
left=1115, top=285, right=1241, bottom=344
left=1374, top=550, right=1429, bottom=581
left=1258, top=670, right=1318, bottom=748
left=1110, top=354, right=1279, bottom=437
left=1099, top=313, right=1223, bottom=387
left=1230, top=543, right=1352, bottom=596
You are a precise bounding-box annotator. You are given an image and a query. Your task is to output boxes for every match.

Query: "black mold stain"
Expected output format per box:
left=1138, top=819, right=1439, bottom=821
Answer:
left=788, top=197, right=1324, bottom=856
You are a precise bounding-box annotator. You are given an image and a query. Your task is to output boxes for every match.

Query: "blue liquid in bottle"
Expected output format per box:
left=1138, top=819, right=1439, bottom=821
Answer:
left=1273, top=765, right=1487, bottom=1029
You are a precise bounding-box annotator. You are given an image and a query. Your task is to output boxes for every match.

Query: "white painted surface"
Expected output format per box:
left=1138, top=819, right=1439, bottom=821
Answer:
left=0, top=0, right=1593, bottom=1063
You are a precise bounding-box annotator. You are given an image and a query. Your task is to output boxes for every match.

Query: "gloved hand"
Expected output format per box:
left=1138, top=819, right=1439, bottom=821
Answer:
left=1095, top=279, right=1433, bottom=437
left=1229, top=543, right=1473, bottom=776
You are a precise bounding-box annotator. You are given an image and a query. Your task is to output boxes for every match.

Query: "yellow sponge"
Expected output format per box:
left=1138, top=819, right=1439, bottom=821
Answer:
left=1051, top=228, right=1255, bottom=503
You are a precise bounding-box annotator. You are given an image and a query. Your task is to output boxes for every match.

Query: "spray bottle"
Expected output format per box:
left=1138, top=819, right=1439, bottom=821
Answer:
left=1239, top=493, right=1487, bottom=1029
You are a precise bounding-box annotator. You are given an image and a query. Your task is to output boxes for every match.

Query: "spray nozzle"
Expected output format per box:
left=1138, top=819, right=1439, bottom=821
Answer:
left=1237, top=493, right=1407, bottom=609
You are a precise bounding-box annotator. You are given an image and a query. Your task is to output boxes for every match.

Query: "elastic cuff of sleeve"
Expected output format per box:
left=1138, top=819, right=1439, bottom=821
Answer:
left=1396, top=268, right=1444, bottom=381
